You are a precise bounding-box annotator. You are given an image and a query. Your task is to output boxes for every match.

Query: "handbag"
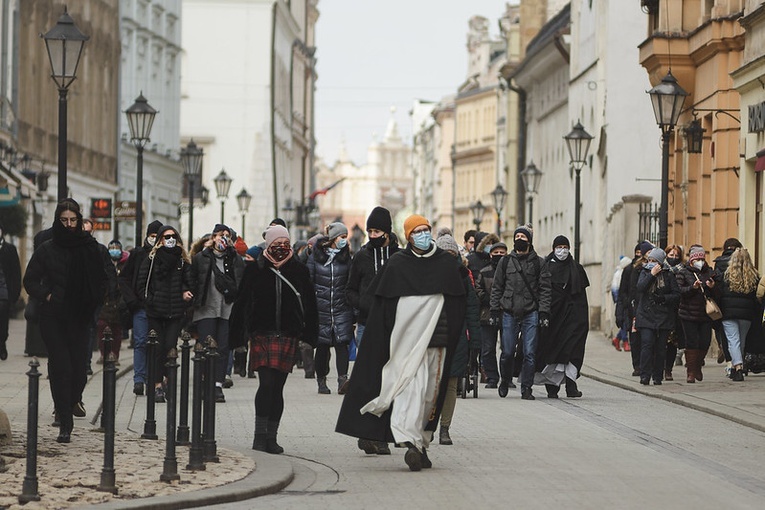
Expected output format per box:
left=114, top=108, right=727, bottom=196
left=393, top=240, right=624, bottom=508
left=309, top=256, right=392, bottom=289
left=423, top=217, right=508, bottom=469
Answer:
left=694, top=273, right=722, bottom=320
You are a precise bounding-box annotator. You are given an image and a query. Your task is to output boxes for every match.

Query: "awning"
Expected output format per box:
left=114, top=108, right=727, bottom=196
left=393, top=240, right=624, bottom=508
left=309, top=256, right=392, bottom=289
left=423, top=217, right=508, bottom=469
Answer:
left=756, top=148, right=765, bottom=172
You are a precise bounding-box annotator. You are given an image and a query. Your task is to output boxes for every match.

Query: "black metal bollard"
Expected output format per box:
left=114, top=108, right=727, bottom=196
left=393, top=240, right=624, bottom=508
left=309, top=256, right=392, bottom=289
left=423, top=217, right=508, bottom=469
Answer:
left=141, top=329, right=159, bottom=440
left=202, top=336, right=219, bottom=463
left=97, top=352, right=118, bottom=494
left=99, top=327, right=113, bottom=430
left=186, top=342, right=206, bottom=471
left=19, top=359, right=42, bottom=504
left=160, top=348, right=180, bottom=482
left=176, top=331, right=192, bottom=445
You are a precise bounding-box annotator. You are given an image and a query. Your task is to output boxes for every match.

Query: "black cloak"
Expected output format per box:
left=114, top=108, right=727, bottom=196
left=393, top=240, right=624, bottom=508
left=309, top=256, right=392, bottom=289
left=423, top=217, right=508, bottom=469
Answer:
left=536, top=253, right=590, bottom=373
left=335, top=245, right=467, bottom=442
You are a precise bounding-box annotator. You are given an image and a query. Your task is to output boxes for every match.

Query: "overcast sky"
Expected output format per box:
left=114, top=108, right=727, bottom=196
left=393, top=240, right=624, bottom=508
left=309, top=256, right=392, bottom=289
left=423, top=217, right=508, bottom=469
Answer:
left=314, top=1, right=510, bottom=167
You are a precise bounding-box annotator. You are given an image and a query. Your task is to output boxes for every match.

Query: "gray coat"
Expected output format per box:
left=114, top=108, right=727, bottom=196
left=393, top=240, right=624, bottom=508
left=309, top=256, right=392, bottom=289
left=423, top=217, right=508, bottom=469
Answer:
left=490, top=250, right=551, bottom=317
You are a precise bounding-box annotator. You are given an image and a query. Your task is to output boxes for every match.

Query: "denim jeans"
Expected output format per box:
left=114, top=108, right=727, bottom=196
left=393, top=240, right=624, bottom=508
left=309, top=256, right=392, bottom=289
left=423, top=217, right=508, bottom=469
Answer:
left=500, top=311, right=538, bottom=390
left=480, top=324, right=501, bottom=383
left=639, top=328, right=668, bottom=383
left=722, top=319, right=751, bottom=367
left=132, top=309, right=148, bottom=384
left=356, top=323, right=365, bottom=349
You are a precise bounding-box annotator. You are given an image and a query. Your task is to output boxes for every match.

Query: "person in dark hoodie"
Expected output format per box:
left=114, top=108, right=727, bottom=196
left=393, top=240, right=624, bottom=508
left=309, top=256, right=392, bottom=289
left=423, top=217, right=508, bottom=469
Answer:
left=535, top=235, right=589, bottom=398
left=336, top=214, right=467, bottom=472
left=190, top=223, right=245, bottom=402
left=23, top=199, right=110, bottom=443
left=137, top=225, right=194, bottom=402
left=119, top=219, right=163, bottom=396
left=635, top=247, right=681, bottom=386
left=466, top=231, right=495, bottom=279
left=490, top=223, right=551, bottom=400
left=345, top=206, right=399, bottom=455
left=474, top=241, right=508, bottom=388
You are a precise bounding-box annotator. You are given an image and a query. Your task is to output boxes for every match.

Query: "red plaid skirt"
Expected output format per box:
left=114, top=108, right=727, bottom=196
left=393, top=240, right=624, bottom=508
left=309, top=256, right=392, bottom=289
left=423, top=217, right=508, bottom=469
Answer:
left=249, top=334, right=300, bottom=373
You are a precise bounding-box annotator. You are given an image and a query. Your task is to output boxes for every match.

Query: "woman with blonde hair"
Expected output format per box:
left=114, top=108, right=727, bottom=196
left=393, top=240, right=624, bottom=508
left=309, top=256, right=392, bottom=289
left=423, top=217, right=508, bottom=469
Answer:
left=715, top=248, right=761, bottom=381
left=137, top=225, right=194, bottom=401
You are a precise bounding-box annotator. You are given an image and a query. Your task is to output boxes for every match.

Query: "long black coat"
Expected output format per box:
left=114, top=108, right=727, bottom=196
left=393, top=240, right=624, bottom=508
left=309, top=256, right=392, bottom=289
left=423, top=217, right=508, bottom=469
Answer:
left=0, top=240, right=21, bottom=304
left=229, top=255, right=319, bottom=349
left=536, top=254, right=589, bottom=372
left=306, top=238, right=354, bottom=346
left=137, top=249, right=193, bottom=320
left=335, top=246, right=467, bottom=443
left=190, top=247, right=245, bottom=307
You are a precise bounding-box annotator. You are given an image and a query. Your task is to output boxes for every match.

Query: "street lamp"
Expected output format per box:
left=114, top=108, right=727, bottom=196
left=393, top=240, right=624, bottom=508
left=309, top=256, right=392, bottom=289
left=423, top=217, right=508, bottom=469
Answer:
left=180, top=140, right=204, bottom=248
left=685, top=117, right=705, bottom=154
left=564, top=121, right=594, bottom=262
left=236, top=188, right=252, bottom=238
left=469, top=200, right=486, bottom=231
left=490, top=184, right=509, bottom=236
left=41, top=7, right=89, bottom=200
left=520, top=161, right=543, bottom=224
left=282, top=199, right=295, bottom=229
left=648, top=70, right=688, bottom=249
left=125, top=93, right=158, bottom=247
left=213, top=168, right=232, bottom=224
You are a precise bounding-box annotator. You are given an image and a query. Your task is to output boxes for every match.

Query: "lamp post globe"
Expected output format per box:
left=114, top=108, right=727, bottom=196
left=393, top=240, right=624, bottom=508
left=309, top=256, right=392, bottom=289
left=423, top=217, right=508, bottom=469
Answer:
left=648, top=70, right=689, bottom=249
left=469, top=200, right=486, bottom=231
left=564, top=122, right=594, bottom=262
left=180, top=140, right=204, bottom=247
left=490, top=184, right=509, bottom=236
left=41, top=7, right=89, bottom=200
left=213, top=169, right=233, bottom=224
left=236, top=188, right=252, bottom=237
left=125, top=93, right=158, bottom=247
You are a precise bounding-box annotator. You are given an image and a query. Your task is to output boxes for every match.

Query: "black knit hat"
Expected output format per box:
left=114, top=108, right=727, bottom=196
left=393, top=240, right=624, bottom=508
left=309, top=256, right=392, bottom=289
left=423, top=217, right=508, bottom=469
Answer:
left=552, top=235, right=570, bottom=249
left=366, top=206, right=392, bottom=234
left=212, top=223, right=231, bottom=234
left=723, top=237, right=742, bottom=251
left=146, top=220, right=163, bottom=236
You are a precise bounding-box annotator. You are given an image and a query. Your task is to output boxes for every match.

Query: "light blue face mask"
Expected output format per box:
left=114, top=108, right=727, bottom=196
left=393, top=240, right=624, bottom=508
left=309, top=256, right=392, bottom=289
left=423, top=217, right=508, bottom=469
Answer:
left=108, top=249, right=122, bottom=260
left=483, top=245, right=491, bottom=254
left=336, top=238, right=348, bottom=249
left=412, top=231, right=432, bottom=250
left=645, top=262, right=657, bottom=270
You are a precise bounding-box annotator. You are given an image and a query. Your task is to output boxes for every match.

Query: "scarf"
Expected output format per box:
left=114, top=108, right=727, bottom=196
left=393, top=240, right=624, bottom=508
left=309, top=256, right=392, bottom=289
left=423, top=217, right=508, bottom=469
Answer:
left=264, top=248, right=293, bottom=269
left=51, top=221, right=103, bottom=318
left=154, top=246, right=183, bottom=278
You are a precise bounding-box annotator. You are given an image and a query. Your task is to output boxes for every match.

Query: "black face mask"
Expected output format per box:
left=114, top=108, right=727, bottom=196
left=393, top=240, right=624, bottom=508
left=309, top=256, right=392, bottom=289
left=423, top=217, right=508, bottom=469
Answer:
left=666, top=257, right=681, bottom=267
left=368, top=235, right=386, bottom=249
left=491, top=254, right=504, bottom=267
left=514, top=239, right=529, bottom=253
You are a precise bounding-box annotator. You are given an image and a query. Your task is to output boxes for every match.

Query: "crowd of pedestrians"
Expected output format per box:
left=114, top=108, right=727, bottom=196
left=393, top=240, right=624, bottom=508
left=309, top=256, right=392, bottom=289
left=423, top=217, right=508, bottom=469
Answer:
left=612, top=237, right=765, bottom=385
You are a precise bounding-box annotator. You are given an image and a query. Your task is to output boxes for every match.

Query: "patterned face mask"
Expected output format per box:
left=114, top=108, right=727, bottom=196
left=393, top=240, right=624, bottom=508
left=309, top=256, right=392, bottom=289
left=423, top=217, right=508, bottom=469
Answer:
left=163, top=237, right=177, bottom=249
left=269, top=245, right=291, bottom=261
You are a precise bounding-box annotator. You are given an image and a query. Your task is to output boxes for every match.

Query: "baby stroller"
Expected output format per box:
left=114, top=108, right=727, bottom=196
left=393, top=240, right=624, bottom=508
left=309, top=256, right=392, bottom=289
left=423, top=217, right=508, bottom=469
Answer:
left=460, top=347, right=481, bottom=399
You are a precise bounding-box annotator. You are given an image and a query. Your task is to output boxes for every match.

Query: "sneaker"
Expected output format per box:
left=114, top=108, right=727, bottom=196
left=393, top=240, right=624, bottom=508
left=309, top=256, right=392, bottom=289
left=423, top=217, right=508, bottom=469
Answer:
left=133, top=382, right=145, bottom=396
left=155, top=386, right=166, bottom=403
left=215, top=387, right=226, bottom=403
left=72, top=401, right=86, bottom=418
left=223, top=376, right=234, bottom=389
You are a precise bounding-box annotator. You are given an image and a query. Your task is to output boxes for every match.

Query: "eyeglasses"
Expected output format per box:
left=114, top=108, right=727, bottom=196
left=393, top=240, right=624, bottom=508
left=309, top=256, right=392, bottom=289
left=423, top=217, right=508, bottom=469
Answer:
left=59, top=217, right=78, bottom=225
left=162, top=234, right=176, bottom=240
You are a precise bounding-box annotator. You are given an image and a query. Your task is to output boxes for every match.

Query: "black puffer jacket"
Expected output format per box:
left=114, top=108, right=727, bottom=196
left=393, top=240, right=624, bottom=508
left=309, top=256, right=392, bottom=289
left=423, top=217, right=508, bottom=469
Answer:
left=490, top=250, right=551, bottom=317
left=306, top=237, right=354, bottom=346
left=229, top=255, right=319, bottom=348
left=137, top=248, right=193, bottom=320
left=346, top=240, right=399, bottom=325
left=119, top=241, right=152, bottom=312
left=635, top=267, right=681, bottom=330
left=190, top=247, right=245, bottom=306
left=675, top=263, right=715, bottom=322
left=713, top=275, right=761, bottom=321
left=475, top=259, right=501, bottom=325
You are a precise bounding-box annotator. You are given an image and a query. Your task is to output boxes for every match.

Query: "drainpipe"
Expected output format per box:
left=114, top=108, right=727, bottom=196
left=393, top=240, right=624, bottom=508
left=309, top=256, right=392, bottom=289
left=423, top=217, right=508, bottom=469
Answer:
left=506, top=81, right=527, bottom=228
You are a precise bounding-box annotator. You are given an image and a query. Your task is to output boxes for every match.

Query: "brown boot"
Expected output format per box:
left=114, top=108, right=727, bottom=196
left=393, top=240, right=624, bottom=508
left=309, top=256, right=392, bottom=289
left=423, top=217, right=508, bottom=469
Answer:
left=685, top=349, right=697, bottom=383
left=695, top=349, right=704, bottom=381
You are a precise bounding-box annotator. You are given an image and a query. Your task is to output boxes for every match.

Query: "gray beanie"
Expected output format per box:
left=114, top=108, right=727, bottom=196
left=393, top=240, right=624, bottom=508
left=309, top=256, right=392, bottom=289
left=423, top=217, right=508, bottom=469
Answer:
left=326, top=222, right=348, bottom=240
left=435, top=233, right=460, bottom=254
left=647, top=247, right=666, bottom=266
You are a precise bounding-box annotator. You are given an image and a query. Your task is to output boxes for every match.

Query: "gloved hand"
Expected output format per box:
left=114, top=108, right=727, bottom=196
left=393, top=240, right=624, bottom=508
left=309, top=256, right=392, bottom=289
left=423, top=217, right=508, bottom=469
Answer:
left=489, top=310, right=501, bottom=327
left=539, top=312, right=550, bottom=329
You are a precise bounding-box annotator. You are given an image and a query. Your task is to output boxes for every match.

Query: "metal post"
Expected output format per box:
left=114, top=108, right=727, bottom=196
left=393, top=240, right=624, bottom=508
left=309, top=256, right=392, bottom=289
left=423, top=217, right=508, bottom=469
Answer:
left=495, top=212, right=501, bottom=236
left=57, top=88, right=68, bottom=200
left=97, top=352, right=118, bottom=494
left=19, top=359, right=42, bottom=504
left=161, top=348, right=180, bottom=482
left=527, top=196, right=533, bottom=225
left=574, top=168, right=581, bottom=263
left=176, top=331, right=192, bottom=445
left=186, top=342, right=206, bottom=471
left=220, top=201, right=225, bottom=224
left=135, top=145, right=144, bottom=248
left=99, top=327, right=113, bottom=430
left=241, top=214, right=246, bottom=238
left=188, top=178, right=195, bottom=249
left=659, top=129, right=671, bottom=249
left=142, top=329, right=159, bottom=440
left=202, top=336, right=219, bottom=463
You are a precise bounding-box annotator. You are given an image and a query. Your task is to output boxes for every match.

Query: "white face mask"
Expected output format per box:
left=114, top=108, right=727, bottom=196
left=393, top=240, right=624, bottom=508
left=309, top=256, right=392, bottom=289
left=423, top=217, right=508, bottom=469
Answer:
left=692, top=260, right=704, bottom=270
left=554, top=247, right=570, bottom=261
left=163, top=237, right=177, bottom=249
left=147, top=236, right=156, bottom=247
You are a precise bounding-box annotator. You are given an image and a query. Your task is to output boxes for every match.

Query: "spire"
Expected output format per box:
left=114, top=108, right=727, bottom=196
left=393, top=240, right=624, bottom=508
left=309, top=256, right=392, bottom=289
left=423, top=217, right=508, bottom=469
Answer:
left=384, top=106, right=401, bottom=142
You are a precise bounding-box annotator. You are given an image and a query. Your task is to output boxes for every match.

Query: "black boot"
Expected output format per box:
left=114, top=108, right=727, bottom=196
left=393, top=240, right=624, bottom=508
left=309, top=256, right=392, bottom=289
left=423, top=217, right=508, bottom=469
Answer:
left=56, top=414, right=73, bottom=443
left=266, top=420, right=284, bottom=454
left=421, top=448, right=432, bottom=469
left=404, top=443, right=422, bottom=472
left=565, top=377, right=582, bottom=398
left=301, top=342, right=315, bottom=379
left=439, top=426, right=453, bottom=445
left=252, top=416, right=268, bottom=451
left=545, top=384, right=559, bottom=398
left=317, top=377, right=331, bottom=394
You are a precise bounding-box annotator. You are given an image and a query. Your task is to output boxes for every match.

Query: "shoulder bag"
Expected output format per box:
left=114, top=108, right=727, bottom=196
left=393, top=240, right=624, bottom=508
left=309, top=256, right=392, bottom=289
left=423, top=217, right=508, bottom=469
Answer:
left=694, top=273, right=722, bottom=321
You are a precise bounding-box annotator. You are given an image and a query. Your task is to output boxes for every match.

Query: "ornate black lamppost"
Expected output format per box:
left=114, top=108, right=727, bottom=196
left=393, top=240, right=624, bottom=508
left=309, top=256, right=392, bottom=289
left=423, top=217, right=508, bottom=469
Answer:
left=181, top=140, right=204, bottom=248
left=125, top=93, right=158, bottom=246
left=564, top=122, right=594, bottom=262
